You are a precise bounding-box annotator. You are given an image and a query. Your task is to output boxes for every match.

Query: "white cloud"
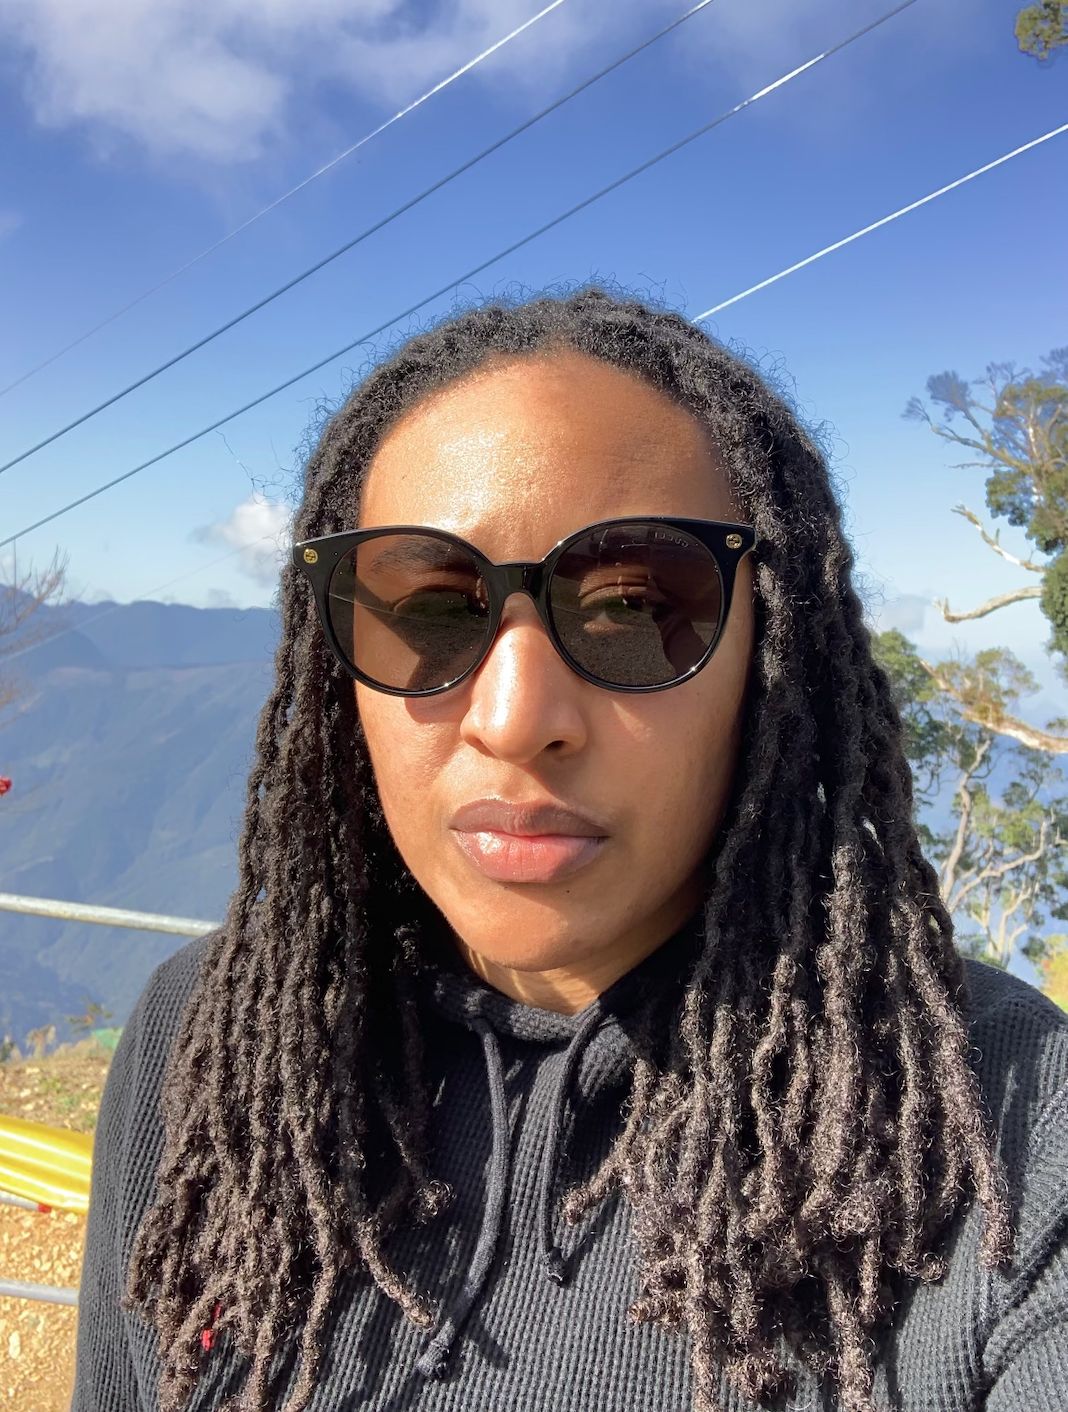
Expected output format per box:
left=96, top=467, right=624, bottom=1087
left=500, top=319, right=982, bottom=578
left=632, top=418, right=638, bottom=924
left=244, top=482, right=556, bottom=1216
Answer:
left=0, top=0, right=629, bottom=163
left=0, top=211, right=22, bottom=241
left=872, top=592, right=929, bottom=635
left=692, top=0, right=859, bottom=70
left=0, top=0, right=977, bottom=166
left=675, top=0, right=979, bottom=129
left=195, top=492, right=291, bottom=583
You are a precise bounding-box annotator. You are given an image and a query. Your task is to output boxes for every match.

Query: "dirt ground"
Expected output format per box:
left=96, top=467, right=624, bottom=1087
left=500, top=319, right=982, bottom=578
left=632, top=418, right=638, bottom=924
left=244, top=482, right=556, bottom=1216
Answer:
left=0, top=1042, right=112, bottom=1134
left=0, top=1041, right=112, bottom=1412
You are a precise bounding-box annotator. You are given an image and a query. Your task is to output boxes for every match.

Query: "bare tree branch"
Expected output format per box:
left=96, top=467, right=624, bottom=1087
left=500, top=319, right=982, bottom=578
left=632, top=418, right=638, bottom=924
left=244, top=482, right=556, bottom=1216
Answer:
left=951, top=504, right=1047, bottom=572
left=935, top=584, right=1044, bottom=623
left=947, top=817, right=1052, bottom=915
left=941, top=738, right=991, bottom=906
left=0, top=550, right=68, bottom=729
left=964, top=817, right=1060, bottom=968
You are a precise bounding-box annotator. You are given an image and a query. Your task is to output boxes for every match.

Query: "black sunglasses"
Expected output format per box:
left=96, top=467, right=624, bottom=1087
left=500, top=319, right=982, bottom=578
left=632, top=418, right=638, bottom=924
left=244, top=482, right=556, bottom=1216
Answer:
left=293, top=516, right=755, bottom=697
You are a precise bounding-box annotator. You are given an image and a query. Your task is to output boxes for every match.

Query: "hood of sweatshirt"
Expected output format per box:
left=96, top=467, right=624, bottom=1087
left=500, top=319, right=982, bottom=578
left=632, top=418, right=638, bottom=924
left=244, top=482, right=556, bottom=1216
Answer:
left=412, top=914, right=705, bottom=1380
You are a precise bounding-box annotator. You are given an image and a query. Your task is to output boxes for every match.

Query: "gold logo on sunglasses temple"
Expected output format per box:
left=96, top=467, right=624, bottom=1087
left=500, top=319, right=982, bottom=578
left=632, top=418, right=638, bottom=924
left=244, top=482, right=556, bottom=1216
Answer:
left=303, top=548, right=319, bottom=564
left=725, top=533, right=743, bottom=549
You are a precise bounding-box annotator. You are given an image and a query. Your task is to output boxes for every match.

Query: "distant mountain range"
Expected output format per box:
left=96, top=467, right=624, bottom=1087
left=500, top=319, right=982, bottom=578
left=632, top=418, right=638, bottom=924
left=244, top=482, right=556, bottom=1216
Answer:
left=0, top=599, right=279, bottom=1043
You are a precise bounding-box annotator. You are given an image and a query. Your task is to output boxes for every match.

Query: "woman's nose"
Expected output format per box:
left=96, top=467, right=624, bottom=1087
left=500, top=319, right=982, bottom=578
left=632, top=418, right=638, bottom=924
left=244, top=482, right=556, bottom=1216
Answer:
left=458, top=594, right=588, bottom=763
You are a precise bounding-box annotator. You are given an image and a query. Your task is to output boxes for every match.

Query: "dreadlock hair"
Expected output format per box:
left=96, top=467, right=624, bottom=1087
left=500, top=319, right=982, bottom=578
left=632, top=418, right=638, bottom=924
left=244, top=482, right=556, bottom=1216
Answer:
left=126, top=288, right=1011, bottom=1412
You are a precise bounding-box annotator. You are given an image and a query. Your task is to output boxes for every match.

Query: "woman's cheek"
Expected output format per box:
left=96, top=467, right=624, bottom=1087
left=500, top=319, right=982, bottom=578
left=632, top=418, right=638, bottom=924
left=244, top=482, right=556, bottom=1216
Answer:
left=626, top=703, right=736, bottom=870
left=359, top=697, right=444, bottom=866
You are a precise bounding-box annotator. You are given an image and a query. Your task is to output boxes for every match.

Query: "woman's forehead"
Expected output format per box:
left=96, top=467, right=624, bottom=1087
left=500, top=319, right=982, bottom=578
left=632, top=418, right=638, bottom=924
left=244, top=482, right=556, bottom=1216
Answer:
left=357, top=352, right=737, bottom=553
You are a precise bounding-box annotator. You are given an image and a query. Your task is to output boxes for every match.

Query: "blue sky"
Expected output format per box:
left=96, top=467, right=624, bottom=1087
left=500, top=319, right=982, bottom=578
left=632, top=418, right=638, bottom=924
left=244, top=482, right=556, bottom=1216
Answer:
left=0, top=0, right=1065, bottom=717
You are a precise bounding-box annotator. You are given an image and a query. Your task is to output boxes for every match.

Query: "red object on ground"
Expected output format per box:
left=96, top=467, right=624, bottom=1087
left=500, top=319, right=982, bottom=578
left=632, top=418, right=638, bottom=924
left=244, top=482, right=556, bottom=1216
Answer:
left=0, top=777, right=11, bottom=795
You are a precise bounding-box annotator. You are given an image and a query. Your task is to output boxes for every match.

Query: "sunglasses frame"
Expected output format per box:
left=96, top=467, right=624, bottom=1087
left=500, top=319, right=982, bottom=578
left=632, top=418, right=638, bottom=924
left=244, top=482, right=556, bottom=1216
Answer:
left=293, top=516, right=756, bottom=697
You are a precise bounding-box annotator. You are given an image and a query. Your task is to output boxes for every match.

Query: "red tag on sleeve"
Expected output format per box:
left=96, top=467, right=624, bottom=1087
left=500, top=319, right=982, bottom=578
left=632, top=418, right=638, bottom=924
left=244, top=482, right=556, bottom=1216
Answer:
left=200, top=1302, right=223, bottom=1351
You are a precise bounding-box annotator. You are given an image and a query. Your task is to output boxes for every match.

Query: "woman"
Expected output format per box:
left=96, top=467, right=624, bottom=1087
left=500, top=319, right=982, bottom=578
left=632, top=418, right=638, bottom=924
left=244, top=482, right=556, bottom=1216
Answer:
left=74, top=290, right=1068, bottom=1412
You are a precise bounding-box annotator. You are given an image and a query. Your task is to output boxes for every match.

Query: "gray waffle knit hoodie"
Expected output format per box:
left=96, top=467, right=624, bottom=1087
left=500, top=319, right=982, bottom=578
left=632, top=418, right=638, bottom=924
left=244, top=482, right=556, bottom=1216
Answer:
left=73, top=934, right=1068, bottom=1412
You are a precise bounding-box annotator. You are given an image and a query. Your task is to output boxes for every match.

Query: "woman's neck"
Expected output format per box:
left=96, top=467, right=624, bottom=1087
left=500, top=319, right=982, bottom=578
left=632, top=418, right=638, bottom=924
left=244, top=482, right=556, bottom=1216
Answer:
left=453, top=889, right=703, bottom=1014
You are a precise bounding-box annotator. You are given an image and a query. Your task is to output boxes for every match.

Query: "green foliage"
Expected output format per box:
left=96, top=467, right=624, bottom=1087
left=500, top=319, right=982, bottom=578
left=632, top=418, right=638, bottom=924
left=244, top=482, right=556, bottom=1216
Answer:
left=1041, top=550, right=1068, bottom=658
left=933, top=648, right=1039, bottom=730
left=874, top=631, right=1029, bottom=792
left=981, top=356, right=1068, bottom=554
left=900, top=341, right=1068, bottom=978
left=908, top=351, right=1068, bottom=552
left=1016, top=1, right=1068, bottom=60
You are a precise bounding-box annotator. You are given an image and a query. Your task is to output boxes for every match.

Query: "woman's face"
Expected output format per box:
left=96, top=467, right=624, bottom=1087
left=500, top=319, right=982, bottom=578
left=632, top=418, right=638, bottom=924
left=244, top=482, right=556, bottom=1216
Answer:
left=356, top=351, right=755, bottom=1008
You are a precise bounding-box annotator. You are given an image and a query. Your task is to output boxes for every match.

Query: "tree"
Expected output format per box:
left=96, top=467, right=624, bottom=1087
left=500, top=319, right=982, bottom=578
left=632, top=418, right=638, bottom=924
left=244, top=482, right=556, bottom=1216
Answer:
left=0, top=549, right=67, bottom=732
left=939, top=739, right=1068, bottom=969
left=905, top=351, right=1068, bottom=635
left=1016, top=2, right=1068, bottom=60
left=875, top=630, right=1068, bottom=972
left=905, top=351, right=1068, bottom=750
left=64, top=999, right=114, bottom=1040
left=922, top=647, right=1068, bottom=755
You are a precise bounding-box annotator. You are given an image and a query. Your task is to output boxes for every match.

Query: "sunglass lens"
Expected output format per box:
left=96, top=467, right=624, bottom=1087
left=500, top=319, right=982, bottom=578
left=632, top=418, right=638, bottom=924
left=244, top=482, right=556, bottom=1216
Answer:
left=548, top=524, right=724, bottom=687
left=327, top=533, right=491, bottom=691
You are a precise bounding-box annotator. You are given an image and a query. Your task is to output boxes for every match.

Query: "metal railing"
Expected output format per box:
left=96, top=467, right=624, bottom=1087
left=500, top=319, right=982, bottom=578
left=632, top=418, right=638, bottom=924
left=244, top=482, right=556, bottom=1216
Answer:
left=0, top=893, right=219, bottom=1308
left=0, top=1276, right=78, bottom=1306
left=0, top=1191, right=46, bottom=1212
left=0, top=891, right=218, bottom=936
left=1, top=1175, right=81, bottom=1307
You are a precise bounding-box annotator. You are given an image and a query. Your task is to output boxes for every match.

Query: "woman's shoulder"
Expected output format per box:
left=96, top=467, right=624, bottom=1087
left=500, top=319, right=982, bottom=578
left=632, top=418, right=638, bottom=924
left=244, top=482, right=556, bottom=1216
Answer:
left=961, top=959, right=1068, bottom=1250
left=135, top=930, right=212, bottom=1027
left=964, top=954, right=1067, bottom=1024
left=107, top=931, right=214, bottom=1096
left=962, top=957, right=1068, bottom=1136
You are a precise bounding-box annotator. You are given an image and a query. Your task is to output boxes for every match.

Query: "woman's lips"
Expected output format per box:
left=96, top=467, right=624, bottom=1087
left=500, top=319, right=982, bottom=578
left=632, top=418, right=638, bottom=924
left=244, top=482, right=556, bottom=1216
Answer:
left=451, top=829, right=607, bottom=883
left=448, top=799, right=610, bottom=883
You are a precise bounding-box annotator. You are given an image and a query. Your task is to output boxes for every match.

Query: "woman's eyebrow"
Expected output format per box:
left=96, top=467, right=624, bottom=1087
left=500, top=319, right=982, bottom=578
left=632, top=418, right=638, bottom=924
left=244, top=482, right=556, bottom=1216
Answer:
left=364, top=538, right=475, bottom=573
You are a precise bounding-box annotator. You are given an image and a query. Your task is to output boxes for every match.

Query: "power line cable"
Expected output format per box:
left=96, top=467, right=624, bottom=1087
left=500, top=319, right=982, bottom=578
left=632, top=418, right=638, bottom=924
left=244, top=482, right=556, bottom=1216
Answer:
left=48, top=117, right=1062, bottom=639
left=38, top=95, right=1066, bottom=669
left=0, top=0, right=570, bottom=401
left=695, top=120, right=1068, bottom=319
left=0, top=0, right=725, bottom=479
left=0, top=0, right=917, bottom=551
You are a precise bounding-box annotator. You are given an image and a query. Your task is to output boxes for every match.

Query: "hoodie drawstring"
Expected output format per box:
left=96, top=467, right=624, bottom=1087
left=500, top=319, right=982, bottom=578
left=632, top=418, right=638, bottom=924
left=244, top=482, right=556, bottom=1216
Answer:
left=416, top=1000, right=607, bottom=1378
left=416, top=1018, right=509, bottom=1380
left=536, top=1000, right=604, bottom=1286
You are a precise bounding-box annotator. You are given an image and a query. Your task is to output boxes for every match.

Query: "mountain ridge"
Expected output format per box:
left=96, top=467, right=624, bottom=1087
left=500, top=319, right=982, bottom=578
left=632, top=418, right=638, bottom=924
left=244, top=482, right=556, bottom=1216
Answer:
left=0, top=599, right=278, bottom=1040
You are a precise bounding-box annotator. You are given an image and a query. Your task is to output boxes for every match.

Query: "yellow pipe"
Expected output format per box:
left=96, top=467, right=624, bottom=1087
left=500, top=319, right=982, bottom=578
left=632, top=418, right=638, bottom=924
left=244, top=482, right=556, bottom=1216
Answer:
left=0, top=1115, right=93, bottom=1215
